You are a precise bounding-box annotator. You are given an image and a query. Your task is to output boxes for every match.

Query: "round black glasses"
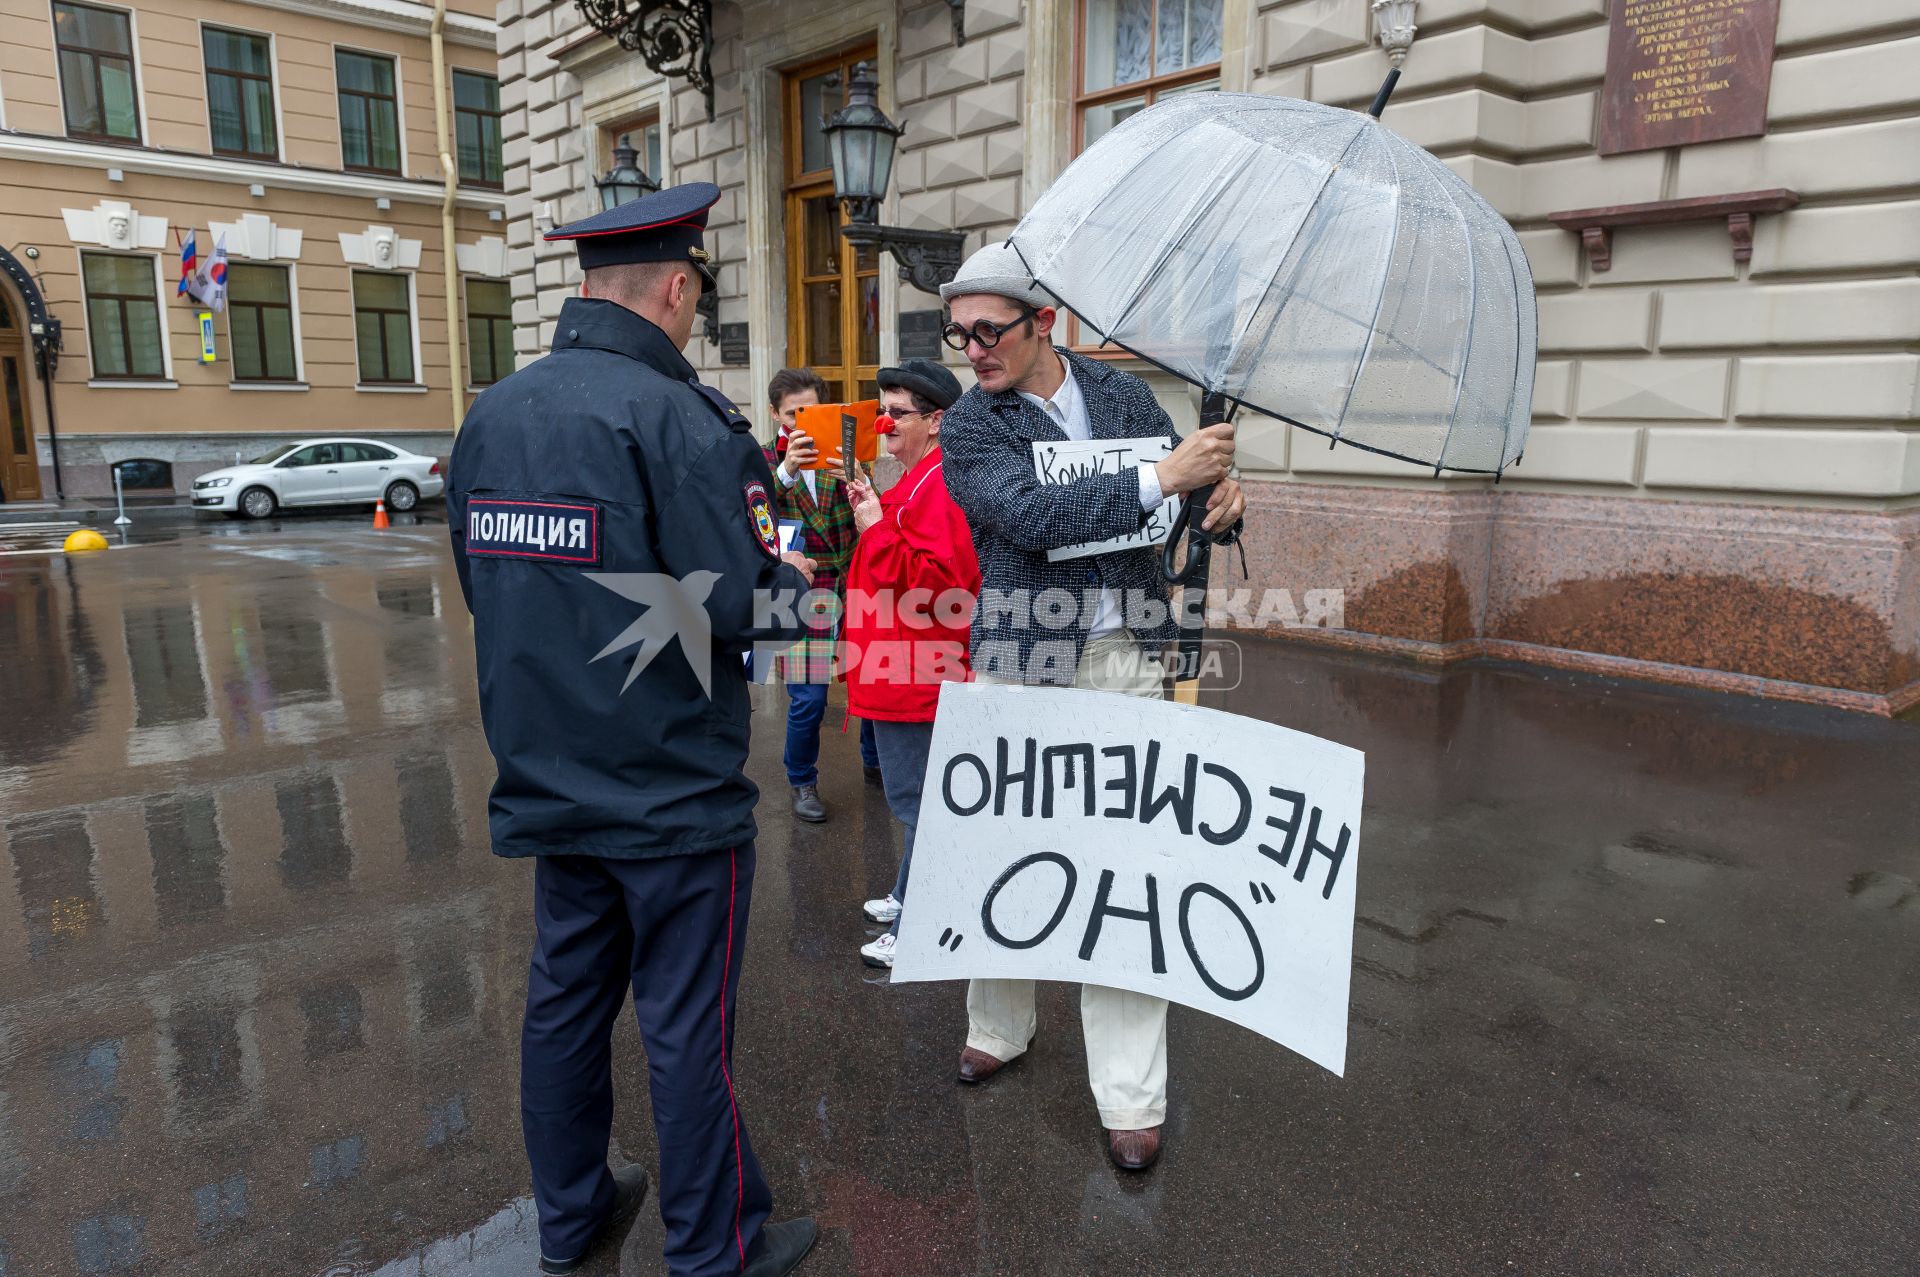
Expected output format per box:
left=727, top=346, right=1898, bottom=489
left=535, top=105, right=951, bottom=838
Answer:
left=941, top=307, right=1038, bottom=352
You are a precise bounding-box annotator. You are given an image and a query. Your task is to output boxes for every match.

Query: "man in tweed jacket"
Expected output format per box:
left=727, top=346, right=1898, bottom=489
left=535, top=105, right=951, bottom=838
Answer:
left=764, top=368, right=881, bottom=824
left=936, top=243, right=1245, bottom=1173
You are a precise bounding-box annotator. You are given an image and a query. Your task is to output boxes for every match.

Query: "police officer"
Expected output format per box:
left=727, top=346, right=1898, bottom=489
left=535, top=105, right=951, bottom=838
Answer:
left=448, top=182, right=819, bottom=1277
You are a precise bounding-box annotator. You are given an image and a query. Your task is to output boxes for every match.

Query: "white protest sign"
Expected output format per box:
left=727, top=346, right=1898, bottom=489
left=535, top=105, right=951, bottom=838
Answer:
left=892, top=682, right=1363, bottom=1076
left=1032, top=438, right=1181, bottom=562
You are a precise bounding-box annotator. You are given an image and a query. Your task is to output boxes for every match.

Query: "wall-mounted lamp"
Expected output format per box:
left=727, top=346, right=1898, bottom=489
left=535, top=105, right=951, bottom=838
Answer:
left=595, top=132, right=659, bottom=210
left=824, top=61, right=965, bottom=294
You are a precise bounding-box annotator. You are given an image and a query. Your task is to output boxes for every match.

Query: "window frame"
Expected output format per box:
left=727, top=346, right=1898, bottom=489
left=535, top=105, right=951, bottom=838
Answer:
left=601, top=110, right=664, bottom=190
left=51, top=0, right=143, bottom=145
left=200, top=22, right=280, bottom=162
left=334, top=45, right=404, bottom=176
left=1068, top=0, right=1223, bottom=351
left=782, top=44, right=882, bottom=407
left=451, top=68, right=503, bottom=189
left=79, top=250, right=166, bottom=381
left=225, top=261, right=300, bottom=385
left=1071, top=0, right=1224, bottom=154
left=463, top=276, right=514, bottom=387
left=350, top=270, right=418, bottom=387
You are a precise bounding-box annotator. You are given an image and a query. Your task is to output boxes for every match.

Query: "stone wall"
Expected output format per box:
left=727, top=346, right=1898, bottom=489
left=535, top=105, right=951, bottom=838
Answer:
left=1252, top=0, right=1920, bottom=504
left=497, top=0, right=1920, bottom=710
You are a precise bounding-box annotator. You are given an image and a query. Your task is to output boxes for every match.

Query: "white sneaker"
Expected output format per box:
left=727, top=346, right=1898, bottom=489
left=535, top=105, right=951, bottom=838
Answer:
left=863, top=894, right=902, bottom=924
left=860, top=933, right=897, bottom=968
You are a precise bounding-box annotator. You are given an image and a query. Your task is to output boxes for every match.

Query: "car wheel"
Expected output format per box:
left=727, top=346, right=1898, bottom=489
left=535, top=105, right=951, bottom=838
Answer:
left=384, top=480, right=419, bottom=512
left=240, top=486, right=277, bottom=520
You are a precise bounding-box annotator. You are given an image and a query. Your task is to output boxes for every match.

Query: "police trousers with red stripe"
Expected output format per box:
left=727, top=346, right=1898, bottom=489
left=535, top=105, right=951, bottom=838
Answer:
left=522, top=846, right=773, bottom=1275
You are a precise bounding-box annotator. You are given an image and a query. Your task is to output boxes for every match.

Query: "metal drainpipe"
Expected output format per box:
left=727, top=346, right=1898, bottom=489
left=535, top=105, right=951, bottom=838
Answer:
left=431, top=0, right=465, bottom=434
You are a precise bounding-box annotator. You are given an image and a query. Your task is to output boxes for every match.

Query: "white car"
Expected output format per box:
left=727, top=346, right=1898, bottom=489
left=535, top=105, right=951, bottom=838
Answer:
left=191, top=437, right=446, bottom=520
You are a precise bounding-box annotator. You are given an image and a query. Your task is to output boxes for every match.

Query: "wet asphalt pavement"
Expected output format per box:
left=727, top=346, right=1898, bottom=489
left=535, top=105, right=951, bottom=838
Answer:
left=0, top=512, right=1915, bottom=1276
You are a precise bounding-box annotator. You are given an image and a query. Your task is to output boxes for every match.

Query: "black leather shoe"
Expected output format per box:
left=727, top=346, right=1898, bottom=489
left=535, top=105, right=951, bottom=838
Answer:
left=792, top=784, right=827, bottom=822
left=744, top=1217, right=819, bottom=1276
left=538, top=1163, right=650, bottom=1274
left=864, top=764, right=883, bottom=784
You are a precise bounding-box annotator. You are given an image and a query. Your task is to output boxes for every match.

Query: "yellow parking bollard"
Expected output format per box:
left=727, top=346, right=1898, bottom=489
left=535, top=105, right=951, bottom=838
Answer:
left=62, top=528, right=110, bottom=553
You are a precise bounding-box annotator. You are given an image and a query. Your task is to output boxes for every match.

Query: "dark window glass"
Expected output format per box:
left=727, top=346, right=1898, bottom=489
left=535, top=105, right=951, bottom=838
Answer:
left=81, top=253, right=163, bottom=379
left=336, top=50, right=400, bottom=174
left=452, top=70, right=502, bottom=186
left=6, top=356, right=33, bottom=454
left=111, top=458, right=171, bottom=489
left=203, top=26, right=277, bottom=159
left=226, top=263, right=297, bottom=382
left=53, top=2, right=139, bottom=142
left=352, top=271, right=414, bottom=383
left=465, top=278, right=513, bottom=385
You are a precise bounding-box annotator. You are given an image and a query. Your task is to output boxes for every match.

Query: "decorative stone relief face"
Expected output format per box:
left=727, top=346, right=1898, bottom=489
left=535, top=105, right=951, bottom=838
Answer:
left=371, top=235, right=394, bottom=267
left=106, top=214, right=131, bottom=247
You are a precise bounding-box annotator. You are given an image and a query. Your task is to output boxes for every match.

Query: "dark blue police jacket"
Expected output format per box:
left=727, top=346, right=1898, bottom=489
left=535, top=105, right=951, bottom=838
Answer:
left=449, top=297, right=810, bottom=859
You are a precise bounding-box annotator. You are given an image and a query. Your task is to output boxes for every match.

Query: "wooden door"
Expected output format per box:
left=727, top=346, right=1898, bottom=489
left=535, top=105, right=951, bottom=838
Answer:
left=784, top=44, right=881, bottom=406
left=0, top=292, right=42, bottom=502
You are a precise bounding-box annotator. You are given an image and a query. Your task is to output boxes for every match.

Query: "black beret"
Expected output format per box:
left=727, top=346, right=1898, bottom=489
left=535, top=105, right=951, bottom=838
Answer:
left=544, top=181, right=720, bottom=288
left=877, top=357, right=963, bottom=410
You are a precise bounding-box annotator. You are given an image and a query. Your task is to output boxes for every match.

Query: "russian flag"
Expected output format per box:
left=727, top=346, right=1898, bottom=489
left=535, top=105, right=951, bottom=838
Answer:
left=177, top=229, right=198, bottom=297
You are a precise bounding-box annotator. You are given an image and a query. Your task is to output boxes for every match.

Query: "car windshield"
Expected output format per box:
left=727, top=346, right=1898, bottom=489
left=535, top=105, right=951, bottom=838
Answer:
left=249, top=443, right=300, bottom=465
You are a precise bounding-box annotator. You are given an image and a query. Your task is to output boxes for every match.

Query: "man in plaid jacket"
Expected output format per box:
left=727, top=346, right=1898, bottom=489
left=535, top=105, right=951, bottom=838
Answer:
left=764, top=368, right=881, bottom=823
left=936, top=242, right=1246, bottom=1174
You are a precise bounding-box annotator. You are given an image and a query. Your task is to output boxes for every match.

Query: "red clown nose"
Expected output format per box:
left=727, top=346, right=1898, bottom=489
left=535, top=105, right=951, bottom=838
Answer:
left=874, top=414, right=896, bottom=435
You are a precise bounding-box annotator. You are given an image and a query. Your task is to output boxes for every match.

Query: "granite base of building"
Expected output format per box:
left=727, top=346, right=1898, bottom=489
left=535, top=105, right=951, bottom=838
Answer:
left=32, top=432, right=458, bottom=500
left=1233, top=483, right=1920, bottom=717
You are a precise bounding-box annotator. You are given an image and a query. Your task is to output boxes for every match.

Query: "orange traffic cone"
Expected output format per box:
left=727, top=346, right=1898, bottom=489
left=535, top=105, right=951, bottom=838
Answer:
left=372, top=498, right=390, bottom=530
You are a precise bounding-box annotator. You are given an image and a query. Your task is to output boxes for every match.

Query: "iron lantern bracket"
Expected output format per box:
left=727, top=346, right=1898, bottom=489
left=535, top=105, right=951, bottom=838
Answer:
left=839, top=222, right=966, bottom=296
left=574, top=0, right=717, bottom=121
left=695, top=286, right=720, bottom=345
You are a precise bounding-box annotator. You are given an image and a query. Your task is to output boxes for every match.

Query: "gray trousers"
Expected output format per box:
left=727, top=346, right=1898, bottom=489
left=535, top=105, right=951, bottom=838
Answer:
left=872, top=718, right=935, bottom=937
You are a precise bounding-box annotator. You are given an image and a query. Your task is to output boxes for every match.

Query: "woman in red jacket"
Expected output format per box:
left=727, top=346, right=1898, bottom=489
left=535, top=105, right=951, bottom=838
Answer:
left=843, top=358, right=980, bottom=969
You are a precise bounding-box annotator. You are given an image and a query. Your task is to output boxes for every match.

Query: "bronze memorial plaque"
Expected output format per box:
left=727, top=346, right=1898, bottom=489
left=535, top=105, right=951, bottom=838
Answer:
left=1598, top=0, right=1781, bottom=156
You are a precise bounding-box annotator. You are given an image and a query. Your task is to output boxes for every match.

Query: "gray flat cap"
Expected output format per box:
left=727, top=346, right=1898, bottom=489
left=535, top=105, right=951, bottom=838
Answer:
left=937, top=241, right=1060, bottom=309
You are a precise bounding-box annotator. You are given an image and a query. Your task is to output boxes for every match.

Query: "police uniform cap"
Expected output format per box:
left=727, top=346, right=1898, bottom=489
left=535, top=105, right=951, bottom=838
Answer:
left=544, top=182, right=720, bottom=289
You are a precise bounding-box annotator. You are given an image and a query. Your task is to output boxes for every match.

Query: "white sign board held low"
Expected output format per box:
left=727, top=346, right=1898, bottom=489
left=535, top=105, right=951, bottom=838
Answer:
left=892, top=682, right=1363, bottom=1076
left=1032, top=438, right=1181, bottom=562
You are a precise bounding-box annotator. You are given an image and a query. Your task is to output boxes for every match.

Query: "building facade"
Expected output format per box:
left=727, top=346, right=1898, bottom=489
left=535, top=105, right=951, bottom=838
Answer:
left=500, top=0, right=1920, bottom=713
left=0, top=0, right=508, bottom=502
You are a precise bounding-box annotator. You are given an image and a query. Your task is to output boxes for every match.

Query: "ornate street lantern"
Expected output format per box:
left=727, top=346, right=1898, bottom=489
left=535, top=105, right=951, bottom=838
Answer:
left=822, top=62, right=903, bottom=226
left=824, top=62, right=965, bottom=294
left=595, top=133, right=658, bottom=210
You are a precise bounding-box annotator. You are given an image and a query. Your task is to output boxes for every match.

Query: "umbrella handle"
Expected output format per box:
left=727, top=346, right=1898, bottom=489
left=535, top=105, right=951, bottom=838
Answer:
left=1159, top=391, right=1234, bottom=590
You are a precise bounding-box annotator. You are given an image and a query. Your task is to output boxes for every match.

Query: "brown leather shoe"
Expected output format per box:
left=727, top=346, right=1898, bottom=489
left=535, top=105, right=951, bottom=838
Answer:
left=957, top=1046, right=1009, bottom=1084
left=1107, top=1126, right=1162, bottom=1171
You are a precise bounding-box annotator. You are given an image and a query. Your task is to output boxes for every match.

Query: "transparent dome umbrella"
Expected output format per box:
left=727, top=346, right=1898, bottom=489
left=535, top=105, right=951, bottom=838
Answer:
left=1008, top=78, right=1534, bottom=677
left=1009, top=84, right=1537, bottom=483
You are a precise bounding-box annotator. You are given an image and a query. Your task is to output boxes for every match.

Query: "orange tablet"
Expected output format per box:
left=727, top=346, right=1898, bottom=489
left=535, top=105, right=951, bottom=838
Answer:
left=794, top=400, right=880, bottom=473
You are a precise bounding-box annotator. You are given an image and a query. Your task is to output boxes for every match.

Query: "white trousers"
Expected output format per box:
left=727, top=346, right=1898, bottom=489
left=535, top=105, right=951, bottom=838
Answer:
left=966, top=632, right=1170, bottom=1130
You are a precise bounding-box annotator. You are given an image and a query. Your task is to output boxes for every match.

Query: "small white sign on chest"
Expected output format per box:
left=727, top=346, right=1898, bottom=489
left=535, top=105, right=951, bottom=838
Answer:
left=1031, top=438, right=1181, bottom=562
